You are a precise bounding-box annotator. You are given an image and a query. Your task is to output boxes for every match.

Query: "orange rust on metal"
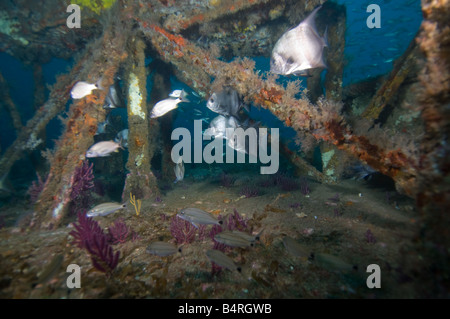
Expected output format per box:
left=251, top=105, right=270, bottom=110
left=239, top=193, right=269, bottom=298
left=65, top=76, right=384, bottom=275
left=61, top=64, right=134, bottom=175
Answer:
left=285, top=116, right=292, bottom=127
left=134, top=136, right=145, bottom=147
left=150, top=25, right=186, bottom=47
left=142, top=21, right=418, bottom=196
left=165, top=0, right=269, bottom=32
left=180, top=14, right=205, bottom=29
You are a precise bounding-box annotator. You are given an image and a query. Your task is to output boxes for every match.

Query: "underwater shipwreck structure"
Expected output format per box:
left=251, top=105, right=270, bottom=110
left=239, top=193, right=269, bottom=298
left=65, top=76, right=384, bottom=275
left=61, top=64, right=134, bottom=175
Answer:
left=0, top=0, right=449, bottom=295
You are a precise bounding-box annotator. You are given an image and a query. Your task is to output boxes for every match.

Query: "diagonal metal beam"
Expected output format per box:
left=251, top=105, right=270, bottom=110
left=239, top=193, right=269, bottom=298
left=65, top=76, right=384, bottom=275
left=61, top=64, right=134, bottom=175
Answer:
left=140, top=22, right=419, bottom=196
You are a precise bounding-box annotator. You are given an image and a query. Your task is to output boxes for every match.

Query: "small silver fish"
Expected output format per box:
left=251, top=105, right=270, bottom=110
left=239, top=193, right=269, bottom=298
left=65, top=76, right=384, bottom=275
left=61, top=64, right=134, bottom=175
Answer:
left=71, top=81, right=101, bottom=99
left=314, top=253, right=355, bottom=273
left=95, top=114, right=110, bottom=135
left=227, top=126, right=259, bottom=158
left=86, top=140, right=122, bottom=158
left=146, top=241, right=182, bottom=257
left=174, top=157, right=185, bottom=184
left=95, top=121, right=108, bottom=135
left=214, top=231, right=255, bottom=248
left=177, top=208, right=223, bottom=228
left=231, top=229, right=263, bottom=242
left=169, top=89, right=183, bottom=98
left=114, top=129, right=129, bottom=148
left=204, top=115, right=241, bottom=140
left=103, top=79, right=125, bottom=109
left=206, top=249, right=241, bottom=272
left=86, top=202, right=127, bottom=217
left=270, top=6, right=327, bottom=76
left=283, top=236, right=310, bottom=258
left=150, top=90, right=189, bottom=118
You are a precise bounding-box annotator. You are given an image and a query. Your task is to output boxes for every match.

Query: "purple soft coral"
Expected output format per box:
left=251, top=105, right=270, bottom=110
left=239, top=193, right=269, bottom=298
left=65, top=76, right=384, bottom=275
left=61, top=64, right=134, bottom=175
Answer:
left=70, top=212, right=120, bottom=275
left=108, top=218, right=130, bottom=245
left=227, top=208, right=249, bottom=231
left=170, top=215, right=197, bottom=244
left=365, top=229, right=377, bottom=243
left=70, top=161, right=95, bottom=215
left=299, top=177, right=311, bottom=195
left=85, top=233, right=120, bottom=274
left=209, top=209, right=249, bottom=275
left=70, top=212, right=104, bottom=249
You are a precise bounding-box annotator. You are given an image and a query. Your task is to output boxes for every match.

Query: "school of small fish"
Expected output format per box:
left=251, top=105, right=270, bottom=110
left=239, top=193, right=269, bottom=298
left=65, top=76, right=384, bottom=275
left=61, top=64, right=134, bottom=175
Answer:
left=203, top=87, right=265, bottom=157
left=71, top=5, right=355, bottom=277
left=206, top=87, right=247, bottom=119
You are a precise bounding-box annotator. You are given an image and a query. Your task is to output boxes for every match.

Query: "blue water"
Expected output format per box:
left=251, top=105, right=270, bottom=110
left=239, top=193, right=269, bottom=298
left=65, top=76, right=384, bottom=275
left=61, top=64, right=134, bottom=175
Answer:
left=0, top=0, right=423, bottom=156
left=336, top=0, right=422, bottom=85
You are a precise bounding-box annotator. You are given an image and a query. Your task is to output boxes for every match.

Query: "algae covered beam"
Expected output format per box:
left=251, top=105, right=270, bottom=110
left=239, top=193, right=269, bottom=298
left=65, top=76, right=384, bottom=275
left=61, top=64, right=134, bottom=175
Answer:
left=32, top=13, right=131, bottom=229
left=0, top=71, right=23, bottom=133
left=141, top=23, right=419, bottom=197
left=0, top=55, right=88, bottom=179
left=415, top=0, right=450, bottom=257
left=161, top=0, right=272, bottom=33
left=323, top=1, right=346, bottom=102
left=362, top=37, right=420, bottom=120
left=122, top=38, right=159, bottom=202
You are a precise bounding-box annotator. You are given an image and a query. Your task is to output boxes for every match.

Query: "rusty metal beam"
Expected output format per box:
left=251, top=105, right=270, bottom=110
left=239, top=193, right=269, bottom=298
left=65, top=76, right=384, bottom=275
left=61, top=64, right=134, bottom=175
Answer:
left=362, top=38, right=420, bottom=120
left=0, top=71, right=22, bottom=133
left=31, top=12, right=131, bottom=229
left=122, top=38, right=159, bottom=202
left=141, top=22, right=419, bottom=197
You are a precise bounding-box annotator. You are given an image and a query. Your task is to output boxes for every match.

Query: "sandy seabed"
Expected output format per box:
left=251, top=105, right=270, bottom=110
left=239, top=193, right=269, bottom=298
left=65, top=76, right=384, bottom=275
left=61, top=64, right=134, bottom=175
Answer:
left=0, top=172, right=420, bottom=299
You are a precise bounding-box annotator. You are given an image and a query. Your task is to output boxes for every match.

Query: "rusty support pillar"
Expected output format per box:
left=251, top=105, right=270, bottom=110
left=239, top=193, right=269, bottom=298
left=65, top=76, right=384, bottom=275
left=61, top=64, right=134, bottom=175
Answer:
left=33, top=64, right=46, bottom=111
left=31, top=17, right=130, bottom=229
left=414, top=0, right=450, bottom=296
left=0, top=71, right=22, bottom=133
left=122, top=38, right=159, bottom=202
left=148, top=60, right=173, bottom=181
left=317, top=2, right=346, bottom=182
left=323, top=2, right=346, bottom=102
left=140, top=23, right=419, bottom=197
left=362, top=38, right=421, bottom=120
left=306, top=69, right=323, bottom=103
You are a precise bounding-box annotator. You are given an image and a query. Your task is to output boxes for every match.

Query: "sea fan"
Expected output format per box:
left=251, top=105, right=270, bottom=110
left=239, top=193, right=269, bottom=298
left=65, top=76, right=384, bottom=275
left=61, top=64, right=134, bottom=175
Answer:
left=170, top=215, right=197, bottom=244
left=107, top=218, right=130, bottom=245
left=69, top=160, right=94, bottom=215
left=70, top=212, right=120, bottom=275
